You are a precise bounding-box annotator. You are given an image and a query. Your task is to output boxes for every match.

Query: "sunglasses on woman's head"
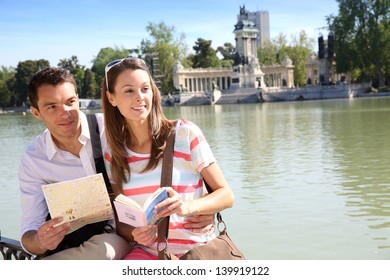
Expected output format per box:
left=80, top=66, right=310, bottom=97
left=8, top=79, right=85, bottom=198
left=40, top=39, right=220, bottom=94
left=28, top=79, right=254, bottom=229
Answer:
left=104, top=57, right=147, bottom=89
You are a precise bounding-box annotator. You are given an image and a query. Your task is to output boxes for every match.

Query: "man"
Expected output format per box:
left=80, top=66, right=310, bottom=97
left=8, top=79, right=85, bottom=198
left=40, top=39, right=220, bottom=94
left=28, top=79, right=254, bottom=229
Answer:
left=19, top=67, right=130, bottom=259
left=19, top=67, right=214, bottom=259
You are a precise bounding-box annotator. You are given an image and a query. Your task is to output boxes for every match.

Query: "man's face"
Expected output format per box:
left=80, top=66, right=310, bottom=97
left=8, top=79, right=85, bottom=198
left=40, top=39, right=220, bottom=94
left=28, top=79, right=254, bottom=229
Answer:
left=30, top=82, right=81, bottom=144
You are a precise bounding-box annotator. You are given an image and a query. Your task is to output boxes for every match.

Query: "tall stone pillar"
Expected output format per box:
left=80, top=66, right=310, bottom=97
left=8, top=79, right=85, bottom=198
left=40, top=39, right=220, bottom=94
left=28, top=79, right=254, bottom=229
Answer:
left=232, top=18, right=264, bottom=90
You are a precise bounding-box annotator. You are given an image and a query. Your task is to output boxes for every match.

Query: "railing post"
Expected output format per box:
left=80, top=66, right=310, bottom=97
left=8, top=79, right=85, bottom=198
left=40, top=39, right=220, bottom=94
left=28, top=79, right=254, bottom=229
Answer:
left=0, top=230, right=34, bottom=260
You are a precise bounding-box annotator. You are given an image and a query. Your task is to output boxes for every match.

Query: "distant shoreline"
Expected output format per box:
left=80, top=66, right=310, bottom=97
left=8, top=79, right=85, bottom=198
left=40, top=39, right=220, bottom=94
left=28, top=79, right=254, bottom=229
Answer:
left=2, top=88, right=390, bottom=114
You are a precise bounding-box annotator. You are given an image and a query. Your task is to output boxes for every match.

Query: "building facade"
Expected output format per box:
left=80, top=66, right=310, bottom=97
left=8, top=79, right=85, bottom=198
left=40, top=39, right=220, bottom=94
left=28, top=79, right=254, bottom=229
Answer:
left=172, top=5, right=294, bottom=101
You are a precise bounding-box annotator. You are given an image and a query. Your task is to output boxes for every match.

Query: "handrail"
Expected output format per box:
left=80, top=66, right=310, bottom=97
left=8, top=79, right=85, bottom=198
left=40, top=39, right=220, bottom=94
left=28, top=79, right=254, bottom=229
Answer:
left=0, top=233, right=35, bottom=260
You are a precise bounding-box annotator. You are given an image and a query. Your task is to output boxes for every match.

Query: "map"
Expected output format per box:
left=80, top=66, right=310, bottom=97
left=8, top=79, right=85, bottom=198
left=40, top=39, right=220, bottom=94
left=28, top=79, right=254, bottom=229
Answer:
left=42, top=173, right=114, bottom=234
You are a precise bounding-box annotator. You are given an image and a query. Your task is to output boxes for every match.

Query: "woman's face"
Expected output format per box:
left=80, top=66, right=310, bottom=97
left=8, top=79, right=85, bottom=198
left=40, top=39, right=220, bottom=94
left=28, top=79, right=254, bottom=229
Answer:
left=107, top=69, right=153, bottom=124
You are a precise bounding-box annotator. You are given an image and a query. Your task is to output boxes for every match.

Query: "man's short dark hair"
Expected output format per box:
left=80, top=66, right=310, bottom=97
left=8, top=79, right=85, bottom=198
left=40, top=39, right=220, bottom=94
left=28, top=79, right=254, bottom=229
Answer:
left=28, top=67, right=77, bottom=109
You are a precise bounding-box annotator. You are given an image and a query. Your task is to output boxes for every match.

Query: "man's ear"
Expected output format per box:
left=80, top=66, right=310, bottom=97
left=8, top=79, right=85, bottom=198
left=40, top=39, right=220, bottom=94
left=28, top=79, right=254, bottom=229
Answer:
left=30, top=106, right=42, bottom=120
left=106, top=91, right=117, bottom=107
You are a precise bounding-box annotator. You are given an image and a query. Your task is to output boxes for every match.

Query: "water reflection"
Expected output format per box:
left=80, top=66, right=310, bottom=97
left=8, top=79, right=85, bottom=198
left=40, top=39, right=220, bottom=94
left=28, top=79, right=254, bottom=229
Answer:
left=328, top=98, right=390, bottom=242
left=166, top=98, right=390, bottom=258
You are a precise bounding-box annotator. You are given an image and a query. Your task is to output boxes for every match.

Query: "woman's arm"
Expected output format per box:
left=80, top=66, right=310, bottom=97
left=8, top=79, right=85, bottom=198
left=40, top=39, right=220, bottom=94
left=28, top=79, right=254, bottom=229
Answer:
left=157, top=162, right=234, bottom=217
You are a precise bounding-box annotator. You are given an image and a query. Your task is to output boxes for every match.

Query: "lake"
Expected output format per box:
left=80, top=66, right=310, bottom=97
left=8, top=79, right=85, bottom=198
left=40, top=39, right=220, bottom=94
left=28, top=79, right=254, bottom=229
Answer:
left=1, top=96, right=390, bottom=260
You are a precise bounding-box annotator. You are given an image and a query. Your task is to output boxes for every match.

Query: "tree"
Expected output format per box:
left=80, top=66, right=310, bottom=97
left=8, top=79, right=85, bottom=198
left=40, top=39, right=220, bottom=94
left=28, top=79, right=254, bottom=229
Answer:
left=83, top=69, right=97, bottom=99
left=0, top=66, right=15, bottom=107
left=91, top=46, right=131, bottom=95
left=139, top=21, right=187, bottom=94
left=0, top=79, right=10, bottom=107
left=280, top=46, right=308, bottom=87
left=179, top=55, right=193, bottom=69
left=217, top=42, right=235, bottom=67
left=258, top=41, right=278, bottom=65
left=13, top=59, right=50, bottom=106
left=258, top=33, right=288, bottom=65
left=329, top=0, right=390, bottom=87
left=58, top=56, right=85, bottom=97
left=191, top=38, right=221, bottom=68
left=283, top=31, right=314, bottom=87
left=258, top=31, right=313, bottom=87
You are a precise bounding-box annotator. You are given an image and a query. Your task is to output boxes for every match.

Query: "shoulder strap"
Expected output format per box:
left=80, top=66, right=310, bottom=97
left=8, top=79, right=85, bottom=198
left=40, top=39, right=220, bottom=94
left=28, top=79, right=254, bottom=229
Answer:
left=86, top=114, right=113, bottom=195
left=157, top=122, right=223, bottom=259
left=157, top=127, right=175, bottom=259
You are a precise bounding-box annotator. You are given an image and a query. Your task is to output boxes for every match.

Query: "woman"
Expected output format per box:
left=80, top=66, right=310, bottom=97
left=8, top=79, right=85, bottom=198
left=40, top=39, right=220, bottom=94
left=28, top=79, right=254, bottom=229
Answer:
left=102, top=57, right=234, bottom=259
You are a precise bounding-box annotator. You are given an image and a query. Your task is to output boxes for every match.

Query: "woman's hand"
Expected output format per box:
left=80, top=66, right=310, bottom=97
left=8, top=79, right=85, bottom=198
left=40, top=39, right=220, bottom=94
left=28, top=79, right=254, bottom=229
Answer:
left=154, top=189, right=215, bottom=236
left=131, top=225, right=157, bottom=246
left=155, top=187, right=190, bottom=217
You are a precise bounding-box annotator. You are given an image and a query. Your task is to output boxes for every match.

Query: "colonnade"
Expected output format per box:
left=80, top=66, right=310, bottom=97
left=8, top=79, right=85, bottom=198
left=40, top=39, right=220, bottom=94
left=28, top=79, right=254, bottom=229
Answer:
left=174, top=67, right=233, bottom=93
left=173, top=62, right=295, bottom=93
left=261, top=64, right=295, bottom=88
left=264, top=73, right=284, bottom=87
left=182, top=76, right=230, bottom=92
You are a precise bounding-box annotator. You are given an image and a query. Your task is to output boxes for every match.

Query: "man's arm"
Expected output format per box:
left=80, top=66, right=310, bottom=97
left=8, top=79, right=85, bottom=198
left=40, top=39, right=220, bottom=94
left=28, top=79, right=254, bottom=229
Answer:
left=20, top=152, right=70, bottom=255
left=22, top=230, right=47, bottom=256
left=21, top=217, right=71, bottom=255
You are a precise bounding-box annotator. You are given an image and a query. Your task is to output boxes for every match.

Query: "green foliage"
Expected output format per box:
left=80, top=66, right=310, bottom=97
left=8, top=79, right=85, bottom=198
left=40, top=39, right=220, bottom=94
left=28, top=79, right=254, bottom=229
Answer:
left=220, top=60, right=234, bottom=67
left=14, top=59, right=50, bottom=106
left=191, top=38, right=221, bottom=68
left=0, top=66, right=15, bottom=107
left=258, top=41, right=278, bottom=65
left=139, top=21, right=186, bottom=94
left=258, top=33, right=289, bottom=66
left=259, top=31, right=313, bottom=87
left=330, top=0, right=390, bottom=86
left=216, top=42, right=235, bottom=67
left=91, top=47, right=131, bottom=95
left=217, top=43, right=235, bottom=60
left=58, top=56, right=85, bottom=97
left=0, top=80, right=11, bottom=106
left=83, top=69, right=97, bottom=99
left=285, top=31, right=313, bottom=87
left=180, top=55, right=193, bottom=69
left=0, top=66, right=15, bottom=80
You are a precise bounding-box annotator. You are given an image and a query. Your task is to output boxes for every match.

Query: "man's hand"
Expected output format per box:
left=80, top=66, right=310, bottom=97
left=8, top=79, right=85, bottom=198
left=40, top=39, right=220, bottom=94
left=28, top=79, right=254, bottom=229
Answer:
left=183, top=214, right=215, bottom=235
left=37, top=217, right=70, bottom=251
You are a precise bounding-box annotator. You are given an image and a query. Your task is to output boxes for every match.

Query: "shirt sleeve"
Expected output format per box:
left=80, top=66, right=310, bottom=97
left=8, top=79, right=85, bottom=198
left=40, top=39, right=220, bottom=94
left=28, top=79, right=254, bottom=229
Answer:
left=176, top=119, right=216, bottom=173
left=18, top=151, right=49, bottom=255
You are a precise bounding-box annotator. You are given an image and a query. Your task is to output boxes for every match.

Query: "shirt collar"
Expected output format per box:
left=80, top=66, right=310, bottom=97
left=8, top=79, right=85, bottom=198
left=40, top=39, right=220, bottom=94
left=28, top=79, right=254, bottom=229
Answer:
left=45, top=111, right=89, bottom=160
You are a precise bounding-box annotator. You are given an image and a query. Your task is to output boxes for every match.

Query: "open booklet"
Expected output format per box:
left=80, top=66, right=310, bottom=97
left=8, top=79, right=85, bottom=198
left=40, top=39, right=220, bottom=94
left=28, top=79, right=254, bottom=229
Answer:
left=113, top=188, right=168, bottom=227
left=41, top=173, right=114, bottom=234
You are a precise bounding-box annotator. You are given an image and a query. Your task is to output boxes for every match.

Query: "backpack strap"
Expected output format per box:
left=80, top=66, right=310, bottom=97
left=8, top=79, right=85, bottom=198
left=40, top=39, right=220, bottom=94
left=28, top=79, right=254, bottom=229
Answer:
left=86, top=114, right=113, bottom=196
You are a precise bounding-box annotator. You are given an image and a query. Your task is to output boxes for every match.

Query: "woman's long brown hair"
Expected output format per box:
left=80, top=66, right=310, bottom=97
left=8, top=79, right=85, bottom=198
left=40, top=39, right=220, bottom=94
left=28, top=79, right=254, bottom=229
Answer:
left=102, top=58, right=174, bottom=190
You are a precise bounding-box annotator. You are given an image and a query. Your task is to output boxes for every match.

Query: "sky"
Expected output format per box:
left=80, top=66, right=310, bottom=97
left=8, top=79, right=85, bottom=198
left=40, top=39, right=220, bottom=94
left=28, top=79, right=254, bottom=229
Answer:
left=0, top=0, right=339, bottom=69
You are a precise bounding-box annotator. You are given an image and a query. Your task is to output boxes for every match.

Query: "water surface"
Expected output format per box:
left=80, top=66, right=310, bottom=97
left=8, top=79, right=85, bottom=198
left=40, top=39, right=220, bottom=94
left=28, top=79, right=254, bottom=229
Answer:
left=1, top=97, right=390, bottom=259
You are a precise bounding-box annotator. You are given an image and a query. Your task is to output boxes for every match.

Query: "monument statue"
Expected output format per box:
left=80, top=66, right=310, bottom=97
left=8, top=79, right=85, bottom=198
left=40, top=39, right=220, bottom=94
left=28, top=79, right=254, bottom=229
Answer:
left=239, top=4, right=248, bottom=16
left=173, top=60, right=184, bottom=73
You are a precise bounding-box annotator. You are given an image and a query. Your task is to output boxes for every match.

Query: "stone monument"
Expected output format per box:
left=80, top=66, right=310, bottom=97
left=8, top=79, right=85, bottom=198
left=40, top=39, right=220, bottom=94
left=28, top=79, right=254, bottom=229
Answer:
left=231, top=6, right=265, bottom=90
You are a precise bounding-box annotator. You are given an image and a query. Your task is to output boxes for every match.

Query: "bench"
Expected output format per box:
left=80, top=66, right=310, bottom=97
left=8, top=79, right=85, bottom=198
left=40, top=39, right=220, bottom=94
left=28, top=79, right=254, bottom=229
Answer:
left=0, top=232, right=34, bottom=260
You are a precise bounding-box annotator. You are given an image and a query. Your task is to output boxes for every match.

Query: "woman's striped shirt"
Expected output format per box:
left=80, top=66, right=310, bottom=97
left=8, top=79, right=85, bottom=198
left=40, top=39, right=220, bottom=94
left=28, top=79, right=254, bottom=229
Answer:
left=104, top=119, right=217, bottom=256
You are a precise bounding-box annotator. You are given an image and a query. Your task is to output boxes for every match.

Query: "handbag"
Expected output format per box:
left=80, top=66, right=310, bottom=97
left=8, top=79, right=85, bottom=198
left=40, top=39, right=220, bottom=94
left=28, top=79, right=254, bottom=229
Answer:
left=157, top=126, right=245, bottom=260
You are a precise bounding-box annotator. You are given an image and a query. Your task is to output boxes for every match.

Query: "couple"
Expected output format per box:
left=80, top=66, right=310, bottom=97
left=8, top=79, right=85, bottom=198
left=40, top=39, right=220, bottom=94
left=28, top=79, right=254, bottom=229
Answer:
left=19, top=58, right=234, bottom=260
